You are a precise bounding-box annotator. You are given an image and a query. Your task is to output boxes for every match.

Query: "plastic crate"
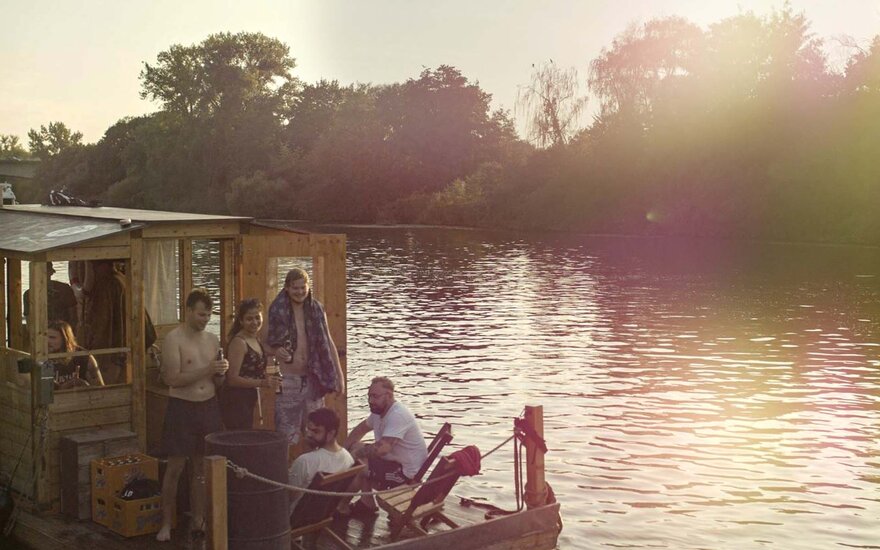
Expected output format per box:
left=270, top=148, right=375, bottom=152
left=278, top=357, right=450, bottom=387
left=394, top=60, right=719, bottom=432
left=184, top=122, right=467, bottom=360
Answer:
left=108, top=494, right=163, bottom=537
left=91, top=453, right=158, bottom=526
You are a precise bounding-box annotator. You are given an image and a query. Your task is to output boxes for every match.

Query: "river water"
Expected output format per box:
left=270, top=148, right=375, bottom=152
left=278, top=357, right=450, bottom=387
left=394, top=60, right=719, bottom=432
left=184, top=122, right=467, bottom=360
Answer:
left=309, top=226, right=880, bottom=550
left=33, top=226, right=880, bottom=548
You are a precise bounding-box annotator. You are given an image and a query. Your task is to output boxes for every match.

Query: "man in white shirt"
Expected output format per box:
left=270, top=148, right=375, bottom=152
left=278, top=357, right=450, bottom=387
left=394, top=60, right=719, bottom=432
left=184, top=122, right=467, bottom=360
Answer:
left=343, top=376, right=428, bottom=514
left=288, top=408, right=354, bottom=513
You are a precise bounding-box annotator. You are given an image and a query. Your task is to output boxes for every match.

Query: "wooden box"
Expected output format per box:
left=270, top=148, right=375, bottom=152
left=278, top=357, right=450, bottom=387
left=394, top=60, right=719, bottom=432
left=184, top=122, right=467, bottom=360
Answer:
left=59, top=428, right=139, bottom=520
left=91, top=453, right=158, bottom=526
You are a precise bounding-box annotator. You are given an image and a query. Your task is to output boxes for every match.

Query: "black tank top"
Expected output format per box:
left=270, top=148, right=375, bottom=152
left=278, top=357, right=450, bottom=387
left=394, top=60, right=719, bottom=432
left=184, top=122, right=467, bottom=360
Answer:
left=234, top=337, right=267, bottom=379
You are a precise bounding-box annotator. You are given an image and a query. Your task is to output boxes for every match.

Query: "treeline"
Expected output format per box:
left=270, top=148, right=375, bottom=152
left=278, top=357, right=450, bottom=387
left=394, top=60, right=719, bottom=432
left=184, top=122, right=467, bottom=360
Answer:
left=5, top=7, right=880, bottom=243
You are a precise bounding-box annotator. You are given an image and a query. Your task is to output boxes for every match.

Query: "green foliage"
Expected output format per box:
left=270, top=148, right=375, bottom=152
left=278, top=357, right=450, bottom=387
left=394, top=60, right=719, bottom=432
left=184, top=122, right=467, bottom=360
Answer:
left=27, top=121, right=83, bottom=159
left=24, top=17, right=880, bottom=245
left=0, top=134, right=29, bottom=159
left=140, top=32, right=298, bottom=119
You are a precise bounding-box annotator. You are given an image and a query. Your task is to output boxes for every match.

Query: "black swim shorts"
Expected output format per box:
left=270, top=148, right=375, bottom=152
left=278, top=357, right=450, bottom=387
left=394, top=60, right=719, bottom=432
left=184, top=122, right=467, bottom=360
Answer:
left=161, top=396, right=223, bottom=457
left=368, top=456, right=409, bottom=489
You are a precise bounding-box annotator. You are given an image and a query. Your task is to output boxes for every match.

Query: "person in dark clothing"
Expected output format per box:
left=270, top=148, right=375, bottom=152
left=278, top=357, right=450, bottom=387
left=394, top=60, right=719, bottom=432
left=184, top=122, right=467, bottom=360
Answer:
left=23, top=262, right=78, bottom=327
left=221, top=298, right=279, bottom=429
left=47, top=320, right=103, bottom=389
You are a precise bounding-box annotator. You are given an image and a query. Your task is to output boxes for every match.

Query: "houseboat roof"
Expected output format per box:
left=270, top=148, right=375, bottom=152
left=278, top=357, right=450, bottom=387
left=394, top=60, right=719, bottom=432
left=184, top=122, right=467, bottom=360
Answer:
left=0, top=204, right=253, bottom=254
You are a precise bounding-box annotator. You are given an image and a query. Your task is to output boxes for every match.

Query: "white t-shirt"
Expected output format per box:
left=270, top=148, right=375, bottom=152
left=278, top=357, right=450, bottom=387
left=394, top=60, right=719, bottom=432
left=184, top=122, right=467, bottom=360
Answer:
left=366, top=401, right=428, bottom=479
left=288, top=447, right=355, bottom=511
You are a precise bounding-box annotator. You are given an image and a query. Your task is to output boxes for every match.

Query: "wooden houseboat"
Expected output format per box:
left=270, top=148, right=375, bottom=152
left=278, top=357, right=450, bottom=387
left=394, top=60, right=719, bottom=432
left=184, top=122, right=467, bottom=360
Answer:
left=0, top=204, right=561, bottom=549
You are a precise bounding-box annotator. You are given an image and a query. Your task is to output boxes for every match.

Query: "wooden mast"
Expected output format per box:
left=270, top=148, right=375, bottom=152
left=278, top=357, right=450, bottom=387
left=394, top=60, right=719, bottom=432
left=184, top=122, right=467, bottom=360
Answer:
left=523, top=405, right=549, bottom=509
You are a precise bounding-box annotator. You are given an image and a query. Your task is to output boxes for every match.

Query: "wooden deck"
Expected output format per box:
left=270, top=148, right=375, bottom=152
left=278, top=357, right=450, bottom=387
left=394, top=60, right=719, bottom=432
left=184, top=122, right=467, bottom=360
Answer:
left=9, top=497, right=560, bottom=549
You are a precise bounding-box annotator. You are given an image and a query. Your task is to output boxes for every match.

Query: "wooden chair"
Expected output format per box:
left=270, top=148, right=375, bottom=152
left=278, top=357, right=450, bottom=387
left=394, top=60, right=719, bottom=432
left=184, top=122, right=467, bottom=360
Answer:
left=413, top=422, right=453, bottom=482
left=377, top=456, right=461, bottom=541
left=290, top=463, right=366, bottom=550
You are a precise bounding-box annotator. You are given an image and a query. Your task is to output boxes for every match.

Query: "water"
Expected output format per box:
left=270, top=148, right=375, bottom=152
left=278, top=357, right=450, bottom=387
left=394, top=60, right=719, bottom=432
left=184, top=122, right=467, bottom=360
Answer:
left=330, top=227, right=880, bottom=550
left=25, top=227, right=880, bottom=548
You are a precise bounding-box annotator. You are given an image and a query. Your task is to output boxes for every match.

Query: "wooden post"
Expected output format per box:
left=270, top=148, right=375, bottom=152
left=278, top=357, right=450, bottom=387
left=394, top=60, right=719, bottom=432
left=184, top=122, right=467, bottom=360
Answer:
left=28, top=260, right=49, bottom=508
left=1, top=256, right=6, bottom=348
left=129, top=237, right=147, bottom=448
left=8, top=259, right=22, bottom=350
left=523, top=405, right=548, bottom=509
left=321, top=236, right=347, bottom=439
left=205, top=455, right=228, bottom=550
left=219, top=239, right=235, bottom=348
left=179, top=239, right=193, bottom=321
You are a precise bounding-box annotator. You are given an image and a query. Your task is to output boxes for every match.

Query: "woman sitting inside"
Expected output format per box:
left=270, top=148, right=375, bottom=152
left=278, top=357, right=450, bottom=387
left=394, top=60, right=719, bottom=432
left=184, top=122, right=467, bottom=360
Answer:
left=221, top=298, right=279, bottom=429
left=48, top=320, right=104, bottom=390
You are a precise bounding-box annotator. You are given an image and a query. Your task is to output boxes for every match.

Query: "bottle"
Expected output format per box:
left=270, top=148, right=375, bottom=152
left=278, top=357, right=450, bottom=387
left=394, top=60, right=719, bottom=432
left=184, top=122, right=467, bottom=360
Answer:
left=214, top=349, right=225, bottom=380
left=267, top=356, right=283, bottom=395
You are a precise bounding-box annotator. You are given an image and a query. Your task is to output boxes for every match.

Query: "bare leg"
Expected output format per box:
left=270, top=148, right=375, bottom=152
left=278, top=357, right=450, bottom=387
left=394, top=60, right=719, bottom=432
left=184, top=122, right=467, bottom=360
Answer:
left=157, top=456, right=186, bottom=542
left=190, top=454, right=206, bottom=532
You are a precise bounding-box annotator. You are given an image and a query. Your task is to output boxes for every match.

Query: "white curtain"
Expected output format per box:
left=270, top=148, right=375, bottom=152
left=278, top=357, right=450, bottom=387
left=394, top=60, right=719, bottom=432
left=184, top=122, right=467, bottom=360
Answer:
left=143, top=240, right=178, bottom=325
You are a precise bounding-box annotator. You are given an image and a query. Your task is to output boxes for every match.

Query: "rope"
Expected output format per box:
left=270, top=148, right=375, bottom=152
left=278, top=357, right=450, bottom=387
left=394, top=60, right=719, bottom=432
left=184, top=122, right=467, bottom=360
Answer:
left=225, top=431, right=518, bottom=498
left=226, top=459, right=458, bottom=497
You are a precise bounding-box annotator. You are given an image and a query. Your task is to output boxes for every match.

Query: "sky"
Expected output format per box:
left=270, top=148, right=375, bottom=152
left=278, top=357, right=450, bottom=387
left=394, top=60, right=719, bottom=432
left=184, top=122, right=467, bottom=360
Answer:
left=2, top=0, right=879, bottom=143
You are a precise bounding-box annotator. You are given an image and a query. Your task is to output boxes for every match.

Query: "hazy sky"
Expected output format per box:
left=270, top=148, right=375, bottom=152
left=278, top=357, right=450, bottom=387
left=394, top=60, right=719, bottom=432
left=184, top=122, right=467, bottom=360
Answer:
left=2, top=0, right=879, bottom=143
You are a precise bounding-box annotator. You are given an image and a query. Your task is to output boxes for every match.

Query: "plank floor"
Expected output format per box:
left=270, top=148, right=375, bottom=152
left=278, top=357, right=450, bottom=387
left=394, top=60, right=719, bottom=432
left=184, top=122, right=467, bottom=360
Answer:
left=10, top=494, right=492, bottom=549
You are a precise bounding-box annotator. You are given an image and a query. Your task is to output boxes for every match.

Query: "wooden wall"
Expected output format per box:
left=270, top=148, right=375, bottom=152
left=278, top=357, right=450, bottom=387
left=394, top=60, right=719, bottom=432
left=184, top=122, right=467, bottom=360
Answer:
left=43, top=386, right=132, bottom=511
left=0, top=348, right=34, bottom=499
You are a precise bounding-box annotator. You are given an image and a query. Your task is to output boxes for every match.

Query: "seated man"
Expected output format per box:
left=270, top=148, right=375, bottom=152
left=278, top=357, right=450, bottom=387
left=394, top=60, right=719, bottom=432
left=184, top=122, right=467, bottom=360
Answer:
left=288, top=408, right=354, bottom=513
left=343, top=376, right=427, bottom=514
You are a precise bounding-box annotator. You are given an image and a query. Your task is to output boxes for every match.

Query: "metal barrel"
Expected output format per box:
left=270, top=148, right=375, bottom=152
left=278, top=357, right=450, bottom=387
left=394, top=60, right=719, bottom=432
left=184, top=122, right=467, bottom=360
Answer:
left=205, top=430, right=290, bottom=550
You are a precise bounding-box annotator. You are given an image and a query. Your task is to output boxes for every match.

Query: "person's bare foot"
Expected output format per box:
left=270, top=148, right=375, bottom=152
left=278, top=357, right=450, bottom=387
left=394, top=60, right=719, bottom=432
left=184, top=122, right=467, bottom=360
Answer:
left=156, top=524, right=172, bottom=541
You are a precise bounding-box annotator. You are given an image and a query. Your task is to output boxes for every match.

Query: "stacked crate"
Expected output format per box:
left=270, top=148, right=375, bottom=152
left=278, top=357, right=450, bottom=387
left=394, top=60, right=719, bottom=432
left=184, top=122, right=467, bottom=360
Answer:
left=59, top=428, right=139, bottom=520
left=91, top=452, right=159, bottom=535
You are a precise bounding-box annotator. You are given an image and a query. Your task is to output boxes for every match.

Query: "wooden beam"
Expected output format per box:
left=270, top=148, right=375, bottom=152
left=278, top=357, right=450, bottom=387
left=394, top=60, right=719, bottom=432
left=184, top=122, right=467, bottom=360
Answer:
left=205, top=455, right=228, bottom=550
left=0, top=250, right=46, bottom=262
left=179, top=239, right=193, bottom=321
left=1, top=256, right=6, bottom=348
left=8, top=259, right=22, bottom=350
left=45, top=246, right=131, bottom=262
left=28, top=260, right=48, bottom=508
left=523, top=405, right=548, bottom=510
left=219, top=239, right=235, bottom=348
left=321, top=237, right=347, bottom=438
left=143, top=221, right=242, bottom=239
left=233, top=236, right=243, bottom=319
left=129, top=237, right=146, bottom=449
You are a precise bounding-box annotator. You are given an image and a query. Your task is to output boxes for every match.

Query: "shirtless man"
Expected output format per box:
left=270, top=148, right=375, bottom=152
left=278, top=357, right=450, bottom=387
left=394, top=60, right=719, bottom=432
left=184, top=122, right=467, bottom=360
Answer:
left=266, top=268, right=344, bottom=449
left=156, top=288, right=227, bottom=542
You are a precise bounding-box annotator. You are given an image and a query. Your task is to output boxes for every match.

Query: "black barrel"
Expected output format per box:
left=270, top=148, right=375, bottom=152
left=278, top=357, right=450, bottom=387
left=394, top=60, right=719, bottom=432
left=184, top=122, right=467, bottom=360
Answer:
left=205, top=430, right=290, bottom=550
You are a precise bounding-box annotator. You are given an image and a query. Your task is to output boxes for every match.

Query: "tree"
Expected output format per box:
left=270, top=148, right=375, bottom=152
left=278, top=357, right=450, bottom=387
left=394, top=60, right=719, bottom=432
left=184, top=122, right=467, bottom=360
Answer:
left=0, top=134, right=29, bottom=159
left=140, top=32, right=299, bottom=119
left=376, top=65, right=514, bottom=193
left=27, top=122, right=83, bottom=159
left=516, top=61, right=587, bottom=147
left=589, top=16, right=703, bottom=120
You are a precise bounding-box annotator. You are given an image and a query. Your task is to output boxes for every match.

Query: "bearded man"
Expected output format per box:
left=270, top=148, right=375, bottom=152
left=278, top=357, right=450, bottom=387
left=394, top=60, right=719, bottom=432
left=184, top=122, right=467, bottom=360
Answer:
left=342, top=376, right=427, bottom=515
left=288, top=407, right=354, bottom=512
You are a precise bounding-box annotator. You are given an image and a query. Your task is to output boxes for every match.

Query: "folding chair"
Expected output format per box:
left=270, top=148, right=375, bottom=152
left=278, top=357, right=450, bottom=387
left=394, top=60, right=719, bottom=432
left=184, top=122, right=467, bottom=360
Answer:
left=290, top=463, right=366, bottom=550
left=376, top=456, right=461, bottom=541
left=413, top=422, right=453, bottom=482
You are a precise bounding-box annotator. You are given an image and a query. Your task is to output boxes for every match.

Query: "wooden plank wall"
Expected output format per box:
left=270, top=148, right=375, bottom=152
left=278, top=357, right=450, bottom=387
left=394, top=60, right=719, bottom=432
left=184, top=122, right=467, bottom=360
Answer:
left=0, top=348, right=34, bottom=499
left=44, top=386, right=133, bottom=512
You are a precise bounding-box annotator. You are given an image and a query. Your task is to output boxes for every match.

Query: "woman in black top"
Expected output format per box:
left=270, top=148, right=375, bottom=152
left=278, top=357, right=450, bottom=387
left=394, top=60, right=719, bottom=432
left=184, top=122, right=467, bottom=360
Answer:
left=47, top=320, right=103, bottom=390
left=221, top=299, right=279, bottom=429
